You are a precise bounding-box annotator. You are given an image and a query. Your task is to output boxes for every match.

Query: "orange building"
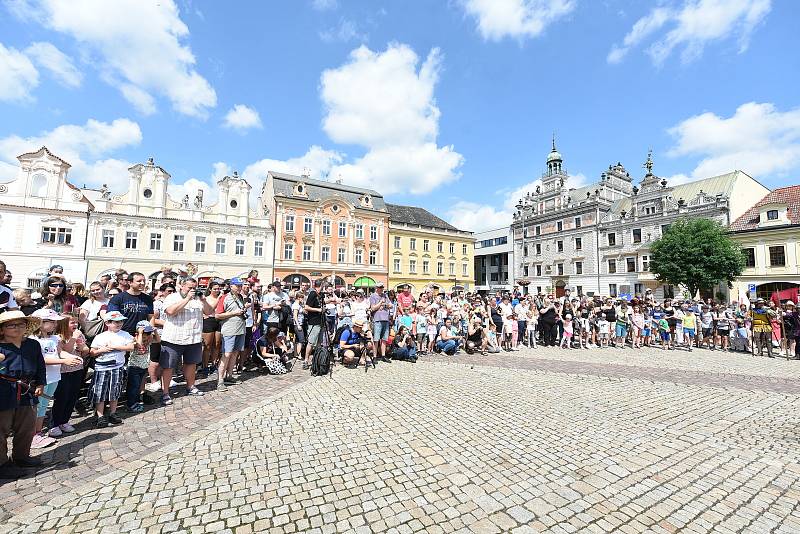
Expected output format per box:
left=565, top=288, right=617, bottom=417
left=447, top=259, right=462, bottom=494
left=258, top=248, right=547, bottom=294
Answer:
left=261, top=172, right=389, bottom=290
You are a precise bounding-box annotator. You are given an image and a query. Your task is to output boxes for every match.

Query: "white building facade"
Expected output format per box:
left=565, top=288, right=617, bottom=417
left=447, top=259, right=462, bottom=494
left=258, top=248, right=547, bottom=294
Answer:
left=0, top=147, right=92, bottom=287
left=473, top=227, right=513, bottom=294
left=84, top=157, right=274, bottom=285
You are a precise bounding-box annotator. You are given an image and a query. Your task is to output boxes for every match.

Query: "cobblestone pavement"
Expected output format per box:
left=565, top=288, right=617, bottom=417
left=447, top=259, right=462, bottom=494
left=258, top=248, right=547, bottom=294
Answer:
left=3, top=346, right=800, bottom=533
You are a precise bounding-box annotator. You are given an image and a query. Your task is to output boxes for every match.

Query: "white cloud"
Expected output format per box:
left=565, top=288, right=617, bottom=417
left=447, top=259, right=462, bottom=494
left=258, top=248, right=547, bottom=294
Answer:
left=667, top=102, right=800, bottom=179
left=460, top=0, right=576, bottom=42
left=222, top=104, right=263, bottom=132
left=608, top=0, right=771, bottom=65
left=319, top=18, right=367, bottom=43
left=0, top=42, right=39, bottom=102
left=24, top=41, right=82, bottom=87
left=242, top=146, right=344, bottom=185
left=320, top=43, right=463, bottom=194
left=0, top=118, right=142, bottom=191
left=312, top=0, right=338, bottom=10
left=12, top=0, right=217, bottom=117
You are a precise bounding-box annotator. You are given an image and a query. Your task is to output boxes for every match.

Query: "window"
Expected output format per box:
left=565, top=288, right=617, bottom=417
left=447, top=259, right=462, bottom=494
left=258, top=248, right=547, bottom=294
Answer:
left=609, top=284, right=618, bottom=297
left=338, top=248, right=346, bottom=262
left=254, top=241, right=263, bottom=257
left=743, top=248, right=756, bottom=268
left=535, top=243, right=541, bottom=255
left=125, top=232, right=139, bottom=249
left=490, top=255, right=499, bottom=267
left=576, top=286, right=583, bottom=296
left=490, top=273, right=499, bottom=282
left=303, top=245, right=312, bottom=261
left=608, top=259, right=617, bottom=274
left=41, top=227, right=72, bottom=245
left=575, top=262, right=583, bottom=274
left=536, top=265, right=542, bottom=277
left=321, top=246, right=330, bottom=262
left=557, top=221, right=563, bottom=232
left=355, top=224, right=364, bottom=239
left=574, top=216, right=581, bottom=228
left=535, top=225, right=541, bottom=236
left=437, top=261, right=444, bottom=275
left=195, top=236, right=206, bottom=253
left=437, top=241, right=443, bottom=253
left=462, top=244, right=468, bottom=255
left=101, top=229, right=115, bottom=248
left=523, top=265, right=529, bottom=276
left=634, top=283, right=643, bottom=295
left=355, top=249, right=363, bottom=263
left=370, top=226, right=377, bottom=240
left=394, top=236, right=401, bottom=248
left=285, top=215, right=295, bottom=232
left=632, top=228, right=642, bottom=243
left=173, top=234, right=184, bottom=252
left=409, top=259, right=417, bottom=273
left=536, top=286, right=542, bottom=294
left=304, top=217, right=313, bottom=234
left=322, top=220, right=331, bottom=236
left=369, top=251, right=377, bottom=265
left=423, top=260, right=430, bottom=274
left=642, top=255, right=649, bottom=271
left=462, top=263, right=468, bottom=276
left=410, top=238, right=416, bottom=251
left=449, top=262, right=455, bottom=275
left=235, top=239, right=245, bottom=255
left=767, top=210, right=779, bottom=220
left=216, top=238, right=226, bottom=254
left=30, top=173, right=47, bottom=197
left=769, top=246, right=786, bottom=267
left=645, top=206, right=655, bottom=215
left=423, top=239, right=429, bottom=252
left=523, top=245, right=529, bottom=257
left=575, top=237, right=582, bottom=251
left=449, top=243, right=455, bottom=254
left=557, top=240, right=564, bottom=253
left=523, top=228, right=529, bottom=239
left=394, top=259, right=401, bottom=272
left=338, top=222, right=347, bottom=238
left=283, top=244, right=294, bottom=260
left=557, top=263, right=564, bottom=276
left=626, top=257, right=636, bottom=272
left=607, top=233, right=616, bottom=246
left=150, top=233, right=161, bottom=251
left=661, top=224, right=670, bottom=236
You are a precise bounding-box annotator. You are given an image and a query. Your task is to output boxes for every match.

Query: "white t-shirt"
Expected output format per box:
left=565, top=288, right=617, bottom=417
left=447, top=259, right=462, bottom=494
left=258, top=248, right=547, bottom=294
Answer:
left=261, top=292, right=284, bottom=324
left=80, top=298, right=109, bottom=321
left=0, top=285, right=17, bottom=311
left=291, top=300, right=304, bottom=326
left=351, top=300, right=369, bottom=322
left=91, top=330, right=133, bottom=371
left=36, top=335, right=61, bottom=384
left=499, top=303, right=514, bottom=325
left=161, top=292, right=203, bottom=345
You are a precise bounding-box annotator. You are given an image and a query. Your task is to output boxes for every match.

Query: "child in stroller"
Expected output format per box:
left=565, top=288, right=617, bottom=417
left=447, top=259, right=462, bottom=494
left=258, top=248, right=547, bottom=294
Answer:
left=254, top=327, right=294, bottom=374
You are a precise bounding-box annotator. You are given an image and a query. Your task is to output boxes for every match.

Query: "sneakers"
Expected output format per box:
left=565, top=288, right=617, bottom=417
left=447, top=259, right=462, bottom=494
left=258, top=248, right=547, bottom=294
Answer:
left=145, top=382, right=161, bottom=393
left=95, top=416, right=109, bottom=428
left=30, top=433, right=56, bottom=449
left=127, top=403, right=145, bottom=413
left=48, top=426, right=63, bottom=437
left=187, top=386, right=204, bottom=397
left=161, top=395, right=173, bottom=406
left=59, top=423, right=75, bottom=433
left=217, top=383, right=228, bottom=392
left=223, top=377, right=241, bottom=386
left=108, top=413, right=123, bottom=425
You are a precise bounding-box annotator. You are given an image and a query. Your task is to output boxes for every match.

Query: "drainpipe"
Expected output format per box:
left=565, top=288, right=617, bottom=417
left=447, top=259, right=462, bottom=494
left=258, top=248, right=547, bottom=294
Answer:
left=595, top=204, right=601, bottom=295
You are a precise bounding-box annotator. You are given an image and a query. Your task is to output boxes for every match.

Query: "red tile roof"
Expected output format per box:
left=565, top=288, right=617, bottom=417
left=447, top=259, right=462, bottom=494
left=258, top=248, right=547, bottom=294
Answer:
left=730, top=185, right=800, bottom=231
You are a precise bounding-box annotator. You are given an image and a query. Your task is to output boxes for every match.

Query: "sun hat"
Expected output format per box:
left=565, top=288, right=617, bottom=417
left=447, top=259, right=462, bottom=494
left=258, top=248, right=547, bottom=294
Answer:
left=103, top=310, right=127, bottom=322
left=0, top=310, right=41, bottom=335
left=786, top=301, right=795, bottom=307
left=353, top=319, right=365, bottom=328
left=31, top=309, right=66, bottom=322
left=136, top=320, right=154, bottom=333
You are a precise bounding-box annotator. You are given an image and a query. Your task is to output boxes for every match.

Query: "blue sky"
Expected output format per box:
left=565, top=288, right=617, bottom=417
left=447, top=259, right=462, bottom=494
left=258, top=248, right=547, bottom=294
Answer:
left=1, top=0, right=798, bottom=232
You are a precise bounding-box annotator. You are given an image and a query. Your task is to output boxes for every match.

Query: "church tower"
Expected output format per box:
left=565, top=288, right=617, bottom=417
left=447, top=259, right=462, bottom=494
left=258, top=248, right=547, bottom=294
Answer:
left=542, top=135, right=566, bottom=196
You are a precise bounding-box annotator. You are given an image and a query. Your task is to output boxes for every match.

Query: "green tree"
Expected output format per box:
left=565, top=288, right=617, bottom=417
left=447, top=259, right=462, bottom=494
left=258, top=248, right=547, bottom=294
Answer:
left=649, top=218, right=745, bottom=298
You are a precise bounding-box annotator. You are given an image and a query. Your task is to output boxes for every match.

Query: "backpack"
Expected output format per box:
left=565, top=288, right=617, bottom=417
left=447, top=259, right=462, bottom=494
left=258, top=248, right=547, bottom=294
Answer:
left=311, top=330, right=333, bottom=377
left=332, top=325, right=350, bottom=347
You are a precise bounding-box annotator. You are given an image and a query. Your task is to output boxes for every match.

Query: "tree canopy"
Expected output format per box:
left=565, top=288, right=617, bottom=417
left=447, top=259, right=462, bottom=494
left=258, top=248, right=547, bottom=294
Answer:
left=649, top=218, right=745, bottom=298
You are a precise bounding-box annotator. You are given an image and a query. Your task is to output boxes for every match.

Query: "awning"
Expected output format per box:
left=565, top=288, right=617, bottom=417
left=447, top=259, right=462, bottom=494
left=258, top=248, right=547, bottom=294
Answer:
left=353, top=276, right=376, bottom=288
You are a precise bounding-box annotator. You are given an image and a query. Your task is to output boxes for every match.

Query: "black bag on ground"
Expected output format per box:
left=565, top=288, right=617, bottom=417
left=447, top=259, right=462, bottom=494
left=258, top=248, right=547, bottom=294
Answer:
left=311, top=343, right=332, bottom=376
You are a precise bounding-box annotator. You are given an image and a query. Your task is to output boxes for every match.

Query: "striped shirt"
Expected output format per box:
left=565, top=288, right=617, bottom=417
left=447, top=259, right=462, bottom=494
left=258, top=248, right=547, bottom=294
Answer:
left=160, top=292, right=203, bottom=345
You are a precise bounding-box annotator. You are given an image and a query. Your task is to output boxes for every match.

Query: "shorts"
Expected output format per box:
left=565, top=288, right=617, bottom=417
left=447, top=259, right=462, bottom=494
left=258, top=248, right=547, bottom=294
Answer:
left=37, top=382, right=58, bottom=418
left=87, top=368, right=126, bottom=404
left=294, top=325, right=306, bottom=345
left=615, top=324, right=628, bottom=338
left=159, top=341, right=202, bottom=369
left=660, top=331, right=670, bottom=341
left=307, top=324, right=323, bottom=346
left=717, top=328, right=730, bottom=337
left=702, top=328, right=713, bottom=338
left=202, top=317, right=220, bottom=333
left=684, top=328, right=696, bottom=338
left=373, top=320, right=390, bottom=342
left=149, top=341, right=161, bottom=363
left=222, top=333, right=246, bottom=353
left=642, top=328, right=651, bottom=337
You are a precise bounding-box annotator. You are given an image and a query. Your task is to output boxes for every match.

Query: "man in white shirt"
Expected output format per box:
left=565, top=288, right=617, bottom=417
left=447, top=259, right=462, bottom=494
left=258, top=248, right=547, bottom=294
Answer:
left=261, top=282, right=286, bottom=331
left=514, top=299, right=529, bottom=347
left=0, top=260, right=18, bottom=312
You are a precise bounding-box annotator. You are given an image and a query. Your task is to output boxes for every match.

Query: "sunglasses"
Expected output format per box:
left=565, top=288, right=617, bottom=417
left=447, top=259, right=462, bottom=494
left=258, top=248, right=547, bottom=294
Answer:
left=2, top=322, right=27, bottom=329
left=49, top=283, right=65, bottom=288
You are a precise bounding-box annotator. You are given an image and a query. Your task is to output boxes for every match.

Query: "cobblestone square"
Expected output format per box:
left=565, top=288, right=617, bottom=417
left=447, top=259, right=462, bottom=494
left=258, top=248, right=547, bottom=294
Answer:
left=3, top=346, right=800, bottom=533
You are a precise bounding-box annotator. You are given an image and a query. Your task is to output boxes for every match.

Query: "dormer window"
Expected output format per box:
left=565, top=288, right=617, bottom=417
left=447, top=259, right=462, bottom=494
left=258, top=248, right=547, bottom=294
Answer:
left=30, top=173, right=47, bottom=197
left=767, top=210, right=779, bottom=220
left=359, top=194, right=372, bottom=208
left=292, top=182, right=308, bottom=198
left=230, top=199, right=238, bottom=209
left=143, top=188, right=153, bottom=199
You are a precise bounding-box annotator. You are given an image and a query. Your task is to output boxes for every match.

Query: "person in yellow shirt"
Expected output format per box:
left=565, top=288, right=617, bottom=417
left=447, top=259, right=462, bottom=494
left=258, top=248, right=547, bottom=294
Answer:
left=682, top=305, right=697, bottom=352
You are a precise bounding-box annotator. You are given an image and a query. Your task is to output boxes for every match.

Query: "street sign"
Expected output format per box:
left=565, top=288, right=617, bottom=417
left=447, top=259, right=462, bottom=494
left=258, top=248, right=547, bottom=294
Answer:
left=747, top=284, right=756, bottom=293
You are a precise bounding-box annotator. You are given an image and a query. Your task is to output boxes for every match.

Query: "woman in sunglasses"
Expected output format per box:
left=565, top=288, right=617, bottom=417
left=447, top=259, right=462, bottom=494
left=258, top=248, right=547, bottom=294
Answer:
left=40, top=275, right=78, bottom=314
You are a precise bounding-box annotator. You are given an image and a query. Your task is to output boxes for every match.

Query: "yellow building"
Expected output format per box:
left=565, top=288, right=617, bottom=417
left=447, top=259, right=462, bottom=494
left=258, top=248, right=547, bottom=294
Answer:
left=730, top=185, right=800, bottom=302
left=386, top=204, right=474, bottom=295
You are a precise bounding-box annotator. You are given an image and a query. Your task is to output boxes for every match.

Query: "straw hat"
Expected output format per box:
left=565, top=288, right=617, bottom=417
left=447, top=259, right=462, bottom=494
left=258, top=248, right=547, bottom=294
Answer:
left=353, top=319, right=365, bottom=328
left=0, top=310, right=41, bottom=336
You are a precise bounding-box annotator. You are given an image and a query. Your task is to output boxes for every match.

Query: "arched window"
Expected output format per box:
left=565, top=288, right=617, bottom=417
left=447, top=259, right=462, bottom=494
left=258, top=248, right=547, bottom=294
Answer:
left=30, top=173, right=48, bottom=197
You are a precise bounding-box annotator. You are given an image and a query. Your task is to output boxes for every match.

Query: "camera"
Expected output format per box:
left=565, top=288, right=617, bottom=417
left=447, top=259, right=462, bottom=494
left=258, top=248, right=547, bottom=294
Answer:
left=194, top=288, right=204, bottom=298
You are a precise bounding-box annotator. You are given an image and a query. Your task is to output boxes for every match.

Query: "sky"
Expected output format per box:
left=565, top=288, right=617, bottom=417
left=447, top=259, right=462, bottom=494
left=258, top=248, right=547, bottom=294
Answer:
left=0, top=0, right=798, bottom=233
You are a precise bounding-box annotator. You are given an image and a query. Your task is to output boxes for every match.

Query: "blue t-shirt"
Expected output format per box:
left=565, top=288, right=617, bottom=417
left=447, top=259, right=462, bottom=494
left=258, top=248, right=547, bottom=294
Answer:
left=339, top=328, right=363, bottom=349
left=0, top=339, right=47, bottom=409
left=108, top=291, right=154, bottom=334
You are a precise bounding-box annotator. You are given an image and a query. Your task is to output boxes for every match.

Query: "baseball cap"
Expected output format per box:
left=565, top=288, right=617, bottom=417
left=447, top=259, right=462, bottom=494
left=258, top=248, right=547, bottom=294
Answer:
left=229, top=277, right=244, bottom=286
left=31, top=309, right=66, bottom=321
left=136, top=320, right=154, bottom=333
left=103, top=310, right=127, bottom=321
left=376, top=281, right=385, bottom=287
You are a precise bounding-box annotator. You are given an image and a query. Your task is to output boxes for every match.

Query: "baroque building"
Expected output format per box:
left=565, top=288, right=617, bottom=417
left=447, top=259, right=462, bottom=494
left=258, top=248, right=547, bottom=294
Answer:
left=84, top=157, right=273, bottom=285
left=262, top=172, right=389, bottom=290
left=386, top=204, right=474, bottom=294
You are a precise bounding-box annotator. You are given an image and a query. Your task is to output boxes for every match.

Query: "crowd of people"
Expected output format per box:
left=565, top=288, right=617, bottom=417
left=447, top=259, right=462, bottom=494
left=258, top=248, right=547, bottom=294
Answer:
left=0, top=257, right=796, bottom=469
